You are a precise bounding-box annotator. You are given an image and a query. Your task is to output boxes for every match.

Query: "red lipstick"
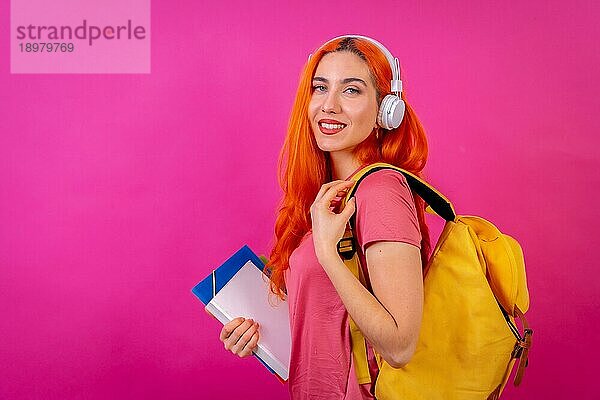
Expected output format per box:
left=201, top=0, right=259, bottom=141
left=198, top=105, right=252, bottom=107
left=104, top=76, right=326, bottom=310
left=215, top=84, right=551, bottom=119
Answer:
left=318, top=119, right=347, bottom=135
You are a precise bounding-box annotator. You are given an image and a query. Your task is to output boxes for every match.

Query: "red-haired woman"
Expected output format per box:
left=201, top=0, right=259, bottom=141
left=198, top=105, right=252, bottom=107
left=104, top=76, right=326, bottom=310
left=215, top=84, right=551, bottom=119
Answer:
left=219, top=35, right=432, bottom=399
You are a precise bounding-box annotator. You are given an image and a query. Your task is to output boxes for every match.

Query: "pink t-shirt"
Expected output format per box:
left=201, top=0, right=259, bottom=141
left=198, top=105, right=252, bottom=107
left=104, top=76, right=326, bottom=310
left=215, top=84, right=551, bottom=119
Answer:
left=285, top=168, right=422, bottom=400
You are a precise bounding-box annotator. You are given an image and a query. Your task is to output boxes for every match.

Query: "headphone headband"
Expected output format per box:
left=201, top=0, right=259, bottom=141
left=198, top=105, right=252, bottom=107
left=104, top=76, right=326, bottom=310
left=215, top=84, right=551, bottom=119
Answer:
left=308, top=34, right=402, bottom=95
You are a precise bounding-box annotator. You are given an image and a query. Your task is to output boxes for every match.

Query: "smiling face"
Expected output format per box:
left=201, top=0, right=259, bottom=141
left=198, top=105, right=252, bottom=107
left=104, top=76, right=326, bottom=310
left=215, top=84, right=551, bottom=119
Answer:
left=308, top=51, right=379, bottom=156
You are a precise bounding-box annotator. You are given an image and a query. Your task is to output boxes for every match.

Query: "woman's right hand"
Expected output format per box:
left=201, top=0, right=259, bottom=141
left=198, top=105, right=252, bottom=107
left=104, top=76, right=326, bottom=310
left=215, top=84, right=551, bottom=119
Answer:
left=219, top=317, right=260, bottom=358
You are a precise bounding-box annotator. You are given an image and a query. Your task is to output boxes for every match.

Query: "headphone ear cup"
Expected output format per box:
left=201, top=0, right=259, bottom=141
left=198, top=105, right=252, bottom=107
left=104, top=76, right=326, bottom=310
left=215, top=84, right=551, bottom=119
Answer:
left=377, top=94, right=405, bottom=130
left=377, top=95, right=394, bottom=130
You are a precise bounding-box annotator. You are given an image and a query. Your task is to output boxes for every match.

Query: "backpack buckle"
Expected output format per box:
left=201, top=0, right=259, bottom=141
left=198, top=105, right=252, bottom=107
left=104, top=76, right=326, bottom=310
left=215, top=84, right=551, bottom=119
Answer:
left=511, top=328, right=533, bottom=359
left=337, top=229, right=357, bottom=260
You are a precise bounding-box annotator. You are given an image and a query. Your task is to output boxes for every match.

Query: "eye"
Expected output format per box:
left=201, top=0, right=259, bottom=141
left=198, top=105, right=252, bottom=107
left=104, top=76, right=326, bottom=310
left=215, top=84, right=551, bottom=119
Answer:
left=312, top=84, right=326, bottom=93
left=345, top=87, right=360, bottom=95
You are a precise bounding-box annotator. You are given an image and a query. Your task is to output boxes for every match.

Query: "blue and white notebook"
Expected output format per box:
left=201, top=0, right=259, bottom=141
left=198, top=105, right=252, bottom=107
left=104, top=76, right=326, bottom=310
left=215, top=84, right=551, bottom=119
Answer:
left=191, top=245, right=291, bottom=381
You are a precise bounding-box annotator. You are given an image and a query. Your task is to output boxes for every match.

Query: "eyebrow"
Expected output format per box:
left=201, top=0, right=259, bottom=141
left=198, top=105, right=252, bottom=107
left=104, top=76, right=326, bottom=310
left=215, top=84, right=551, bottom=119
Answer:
left=312, top=76, right=368, bottom=87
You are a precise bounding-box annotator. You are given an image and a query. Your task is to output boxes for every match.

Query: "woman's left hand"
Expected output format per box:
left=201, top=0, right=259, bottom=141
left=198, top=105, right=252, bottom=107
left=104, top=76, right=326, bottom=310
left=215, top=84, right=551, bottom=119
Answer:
left=310, top=180, right=357, bottom=262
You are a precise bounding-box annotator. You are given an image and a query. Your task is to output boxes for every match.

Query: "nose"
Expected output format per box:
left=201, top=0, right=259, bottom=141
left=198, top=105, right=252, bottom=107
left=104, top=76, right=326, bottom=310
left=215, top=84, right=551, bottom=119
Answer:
left=321, top=91, right=341, bottom=114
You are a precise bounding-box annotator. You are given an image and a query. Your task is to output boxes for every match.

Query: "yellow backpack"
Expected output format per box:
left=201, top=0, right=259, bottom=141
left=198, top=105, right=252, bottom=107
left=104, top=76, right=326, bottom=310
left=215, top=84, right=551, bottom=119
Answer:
left=338, top=162, right=533, bottom=400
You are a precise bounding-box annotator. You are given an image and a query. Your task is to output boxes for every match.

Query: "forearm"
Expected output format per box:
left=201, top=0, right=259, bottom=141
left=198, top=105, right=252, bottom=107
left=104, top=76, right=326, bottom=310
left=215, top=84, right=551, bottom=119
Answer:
left=317, top=251, right=410, bottom=366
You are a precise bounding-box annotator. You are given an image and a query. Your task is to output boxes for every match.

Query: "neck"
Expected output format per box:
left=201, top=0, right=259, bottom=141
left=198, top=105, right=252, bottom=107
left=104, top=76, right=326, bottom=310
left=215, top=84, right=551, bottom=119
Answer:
left=329, top=151, right=362, bottom=181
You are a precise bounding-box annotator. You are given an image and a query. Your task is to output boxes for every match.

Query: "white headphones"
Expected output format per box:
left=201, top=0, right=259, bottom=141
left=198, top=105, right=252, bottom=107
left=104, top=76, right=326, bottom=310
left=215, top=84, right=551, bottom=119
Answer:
left=308, top=34, right=405, bottom=130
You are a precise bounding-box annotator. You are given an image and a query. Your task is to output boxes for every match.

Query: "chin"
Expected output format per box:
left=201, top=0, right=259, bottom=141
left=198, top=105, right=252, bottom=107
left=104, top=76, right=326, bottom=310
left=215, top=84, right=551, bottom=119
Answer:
left=315, top=140, right=343, bottom=153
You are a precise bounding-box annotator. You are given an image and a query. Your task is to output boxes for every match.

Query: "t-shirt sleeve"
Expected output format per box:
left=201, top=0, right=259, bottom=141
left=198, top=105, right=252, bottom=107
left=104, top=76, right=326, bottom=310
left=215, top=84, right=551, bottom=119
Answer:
left=354, top=169, right=422, bottom=254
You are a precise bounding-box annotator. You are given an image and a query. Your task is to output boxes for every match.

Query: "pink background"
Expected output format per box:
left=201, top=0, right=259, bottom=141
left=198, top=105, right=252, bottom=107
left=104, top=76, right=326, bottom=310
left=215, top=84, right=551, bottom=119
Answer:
left=1, top=1, right=599, bottom=399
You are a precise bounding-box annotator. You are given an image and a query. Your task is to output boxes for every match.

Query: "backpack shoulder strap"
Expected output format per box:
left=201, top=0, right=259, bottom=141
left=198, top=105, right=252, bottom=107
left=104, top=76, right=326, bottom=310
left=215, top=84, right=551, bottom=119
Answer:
left=343, top=249, right=373, bottom=384
left=344, top=162, right=456, bottom=222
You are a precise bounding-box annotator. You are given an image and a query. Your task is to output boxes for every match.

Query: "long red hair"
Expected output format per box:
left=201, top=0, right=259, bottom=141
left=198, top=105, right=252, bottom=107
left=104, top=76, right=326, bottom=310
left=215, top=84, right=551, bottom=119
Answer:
left=266, top=37, right=431, bottom=299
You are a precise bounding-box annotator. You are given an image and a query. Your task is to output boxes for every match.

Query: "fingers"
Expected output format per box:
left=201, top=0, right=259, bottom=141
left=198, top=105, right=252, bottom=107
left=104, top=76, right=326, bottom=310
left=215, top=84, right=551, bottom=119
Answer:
left=239, top=331, right=260, bottom=357
left=223, top=318, right=253, bottom=350
left=319, top=181, right=355, bottom=209
left=220, top=317, right=245, bottom=341
left=314, top=180, right=355, bottom=205
left=223, top=319, right=257, bottom=354
left=232, top=323, right=260, bottom=357
left=332, top=187, right=354, bottom=207
left=340, top=196, right=357, bottom=219
left=229, top=320, right=258, bottom=354
left=314, top=180, right=346, bottom=203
